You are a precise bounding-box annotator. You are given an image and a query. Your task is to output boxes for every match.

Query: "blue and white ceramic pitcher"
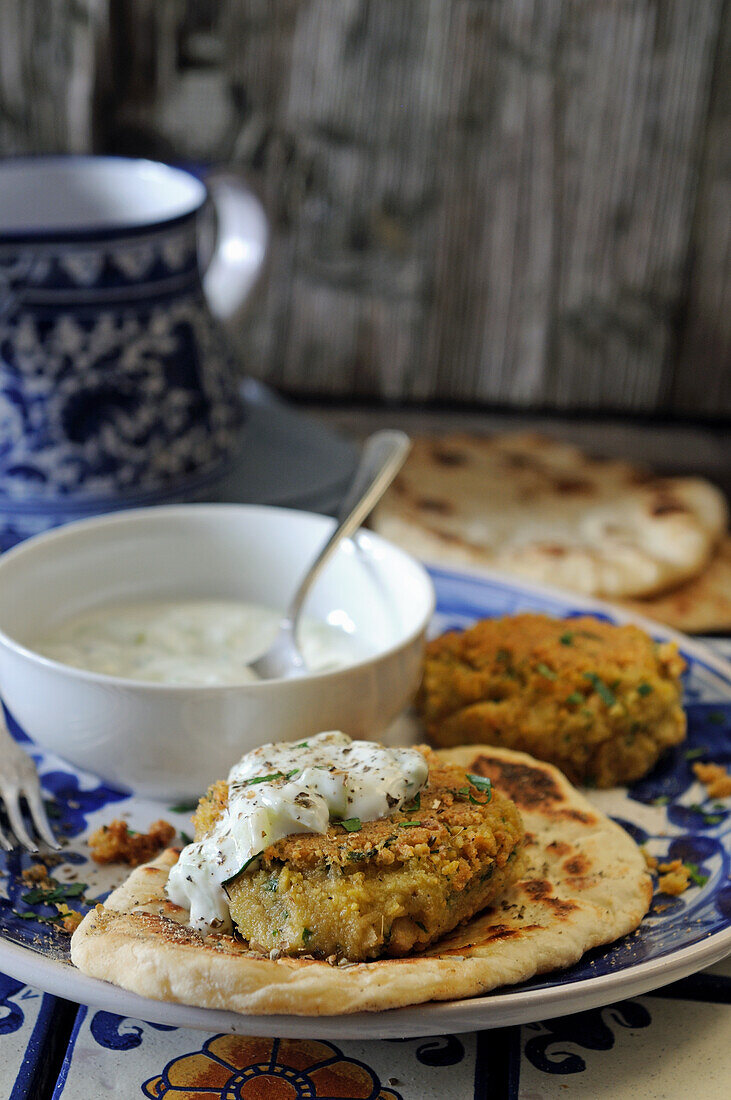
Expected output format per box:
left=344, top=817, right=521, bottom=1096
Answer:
left=0, top=157, right=266, bottom=547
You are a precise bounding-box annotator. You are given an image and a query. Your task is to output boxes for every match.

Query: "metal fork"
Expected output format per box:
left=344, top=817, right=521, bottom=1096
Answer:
left=0, top=717, right=61, bottom=852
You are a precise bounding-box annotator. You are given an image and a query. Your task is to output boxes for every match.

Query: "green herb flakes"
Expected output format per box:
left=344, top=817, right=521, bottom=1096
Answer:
left=302, top=927, right=313, bottom=944
left=169, top=800, right=197, bottom=814
left=536, top=663, right=557, bottom=680
left=340, top=818, right=362, bottom=832
left=566, top=691, right=583, bottom=705
left=684, top=746, right=708, bottom=761
left=559, top=632, right=574, bottom=645
left=464, top=773, right=493, bottom=805
left=21, top=881, right=86, bottom=906
left=688, top=803, right=724, bottom=825
left=583, top=672, right=616, bottom=707
left=637, top=683, right=653, bottom=697
left=683, top=862, right=709, bottom=888
left=222, top=851, right=261, bottom=886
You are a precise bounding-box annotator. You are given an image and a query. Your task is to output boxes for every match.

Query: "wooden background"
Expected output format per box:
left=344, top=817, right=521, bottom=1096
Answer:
left=1, top=0, right=729, bottom=417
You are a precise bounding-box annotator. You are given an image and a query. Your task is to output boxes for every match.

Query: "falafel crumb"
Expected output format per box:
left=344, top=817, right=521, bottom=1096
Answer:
left=692, top=761, right=731, bottom=799
left=642, top=849, right=659, bottom=872
left=657, top=859, right=691, bottom=896
left=21, top=863, right=52, bottom=885
left=57, top=903, right=83, bottom=933
left=89, top=819, right=175, bottom=866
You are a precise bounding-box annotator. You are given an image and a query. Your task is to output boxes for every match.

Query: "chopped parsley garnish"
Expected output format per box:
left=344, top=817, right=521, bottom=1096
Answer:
left=263, top=879, right=278, bottom=892
left=244, top=772, right=285, bottom=785
left=169, top=800, right=198, bottom=814
left=688, top=803, right=724, bottom=825
left=398, top=820, right=423, bottom=828
left=296, top=741, right=310, bottom=748
left=651, top=795, right=670, bottom=806
left=559, top=632, right=574, bottom=645
left=302, top=927, right=313, bottom=944
left=21, top=881, right=86, bottom=905
left=404, top=792, right=421, bottom=812
left=637, top=683, right=653, bottom=697
left=536, top=663, right=557, bottom=680
left=339, top=818, right=362, bottom=832
left=684, top=746, right=707, bottom=761
left=222, top=851, right=261, bottom=886
left=180, top=830, right=193, bottom=846
left=683, top=861, right=709, bottom=887
left=415, top=920, right=428, bottom=933
left=566, top=691, right=584, bottom=705
left=462, top=773, right=493, bottom=805
left=583, top=672, right=616, bottom=707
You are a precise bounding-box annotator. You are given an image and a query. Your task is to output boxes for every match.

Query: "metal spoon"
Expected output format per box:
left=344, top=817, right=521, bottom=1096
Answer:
left=249, top=429, right=411, bottom=680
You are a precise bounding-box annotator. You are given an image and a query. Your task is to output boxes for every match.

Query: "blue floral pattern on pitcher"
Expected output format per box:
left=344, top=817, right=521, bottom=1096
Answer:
left=0, top=218, right=242, bottom=509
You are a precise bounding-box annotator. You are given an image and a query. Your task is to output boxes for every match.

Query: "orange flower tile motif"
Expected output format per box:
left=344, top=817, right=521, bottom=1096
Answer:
left=141, top=1034, right=403, bottom=1100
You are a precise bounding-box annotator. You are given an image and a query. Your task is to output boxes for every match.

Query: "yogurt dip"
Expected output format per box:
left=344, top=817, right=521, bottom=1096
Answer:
left=33, top=599, right=368, bottom=685
left=166, top=731, right=429, bottom=934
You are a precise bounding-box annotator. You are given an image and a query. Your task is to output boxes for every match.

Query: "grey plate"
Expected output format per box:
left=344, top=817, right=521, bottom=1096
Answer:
left=206, top=380, right=357, bottom=514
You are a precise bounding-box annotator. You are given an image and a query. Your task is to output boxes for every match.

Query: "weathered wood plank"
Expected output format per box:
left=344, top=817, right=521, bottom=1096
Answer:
left=0, top=0, right=727, bottom=416
left=673, top=0, right=731, bottom=415
left=0, top=0, right=103, bottom=153
left=222, top=0, right=727, bottom=412
left=549, top=0, right=723, bottom=412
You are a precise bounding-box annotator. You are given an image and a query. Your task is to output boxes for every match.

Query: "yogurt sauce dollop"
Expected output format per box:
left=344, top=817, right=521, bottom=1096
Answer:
left=166, top=731, right=429, bottom=935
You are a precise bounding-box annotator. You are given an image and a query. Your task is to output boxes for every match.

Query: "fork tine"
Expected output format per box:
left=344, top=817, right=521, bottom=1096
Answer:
left=0, top=821, right=12, bottom=852
left=2, top=787, right=38, bottom=853
left=22, top=785, right=61, bottom=850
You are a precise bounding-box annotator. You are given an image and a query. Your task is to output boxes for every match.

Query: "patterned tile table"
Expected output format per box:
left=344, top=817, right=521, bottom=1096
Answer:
left=0, top=953, right=724, bottom=1098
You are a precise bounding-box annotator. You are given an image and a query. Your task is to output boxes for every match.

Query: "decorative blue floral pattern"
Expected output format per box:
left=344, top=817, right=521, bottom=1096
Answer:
left=0, top=973, right=25, bottom=1036
left=90, top=1011, right=176, bottom=1050
left=523, top=1000, right=652, bottom=1074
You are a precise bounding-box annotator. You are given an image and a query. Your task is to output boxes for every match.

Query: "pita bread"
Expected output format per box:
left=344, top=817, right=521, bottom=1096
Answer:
left=373, top=433, right=727, bottom=599
left=619, top=536, right=731, bottom=634
left=71, top=746, right=652, bottom=1016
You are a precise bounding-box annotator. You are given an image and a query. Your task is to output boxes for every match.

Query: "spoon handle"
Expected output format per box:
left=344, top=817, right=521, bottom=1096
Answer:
left=286, top=430, right=411, bottom=626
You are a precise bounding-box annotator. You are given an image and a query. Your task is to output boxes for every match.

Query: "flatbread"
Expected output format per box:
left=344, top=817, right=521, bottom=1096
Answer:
left=71, top=745, right=652, bottom=1016
left=619, top=536, right=731, bottom=634
left=373, top=433, right=727, bottom=599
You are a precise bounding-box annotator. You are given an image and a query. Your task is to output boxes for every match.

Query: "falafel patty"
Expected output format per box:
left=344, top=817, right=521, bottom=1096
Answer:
left=193, top=747, right=524, bottom=961
left=416, top=613, right=686, bottom=787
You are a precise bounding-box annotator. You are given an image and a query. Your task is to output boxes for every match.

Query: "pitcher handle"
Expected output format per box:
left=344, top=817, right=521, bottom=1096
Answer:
left=203, top=170, right=268, bottom=322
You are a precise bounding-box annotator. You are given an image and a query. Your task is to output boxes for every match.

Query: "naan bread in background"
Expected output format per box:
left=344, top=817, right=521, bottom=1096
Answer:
left=373, top=433, right=727, bottom=601
left=619, top=536, right=731, bottom=634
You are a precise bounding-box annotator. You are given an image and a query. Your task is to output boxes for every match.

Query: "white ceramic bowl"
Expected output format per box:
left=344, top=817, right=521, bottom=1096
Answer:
left=0, top=505, right=434, bottom=798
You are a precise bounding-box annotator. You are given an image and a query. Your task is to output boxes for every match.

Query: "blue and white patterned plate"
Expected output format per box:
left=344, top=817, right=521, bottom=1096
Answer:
left=0, top=566, right=729, bottom=1039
